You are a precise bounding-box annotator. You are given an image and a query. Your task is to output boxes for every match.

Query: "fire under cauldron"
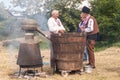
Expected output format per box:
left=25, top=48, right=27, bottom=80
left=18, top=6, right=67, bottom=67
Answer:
left=17, top=19, right=45, bottom=76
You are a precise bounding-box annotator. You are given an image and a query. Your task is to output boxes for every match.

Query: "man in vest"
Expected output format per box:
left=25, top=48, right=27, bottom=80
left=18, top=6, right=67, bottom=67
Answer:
left=80, top=6, right=99, bottom=69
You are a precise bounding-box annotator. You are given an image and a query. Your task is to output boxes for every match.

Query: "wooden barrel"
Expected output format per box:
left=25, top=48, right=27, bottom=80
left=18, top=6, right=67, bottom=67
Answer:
left=51, top=32, right=86, bottom=71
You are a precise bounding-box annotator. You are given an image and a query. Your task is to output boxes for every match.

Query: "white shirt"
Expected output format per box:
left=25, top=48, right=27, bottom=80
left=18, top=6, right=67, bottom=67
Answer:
left=85, top=18, right=94, bottom=33
left=48, top=17, right=65, bottom=34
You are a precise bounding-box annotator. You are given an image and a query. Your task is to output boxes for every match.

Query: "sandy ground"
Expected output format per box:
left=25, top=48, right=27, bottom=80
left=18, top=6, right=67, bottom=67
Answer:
left=0, top=42, right=120, bottom=80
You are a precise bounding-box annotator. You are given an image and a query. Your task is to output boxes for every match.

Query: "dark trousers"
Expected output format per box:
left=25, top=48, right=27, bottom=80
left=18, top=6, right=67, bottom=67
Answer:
left=87, top=39, right=96, bottom=67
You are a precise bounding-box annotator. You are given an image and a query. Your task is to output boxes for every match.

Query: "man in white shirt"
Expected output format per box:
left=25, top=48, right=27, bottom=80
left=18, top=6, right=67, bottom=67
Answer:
left=47, top=10, right=66, bottom=73
left=48, top=10, right=65, bottom=34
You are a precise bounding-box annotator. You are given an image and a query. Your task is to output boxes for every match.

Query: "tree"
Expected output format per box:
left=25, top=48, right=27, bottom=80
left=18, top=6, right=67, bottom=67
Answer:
left=0, top=0, right=83, bottom=40
left=0, top=3, right=10, bottom=21
left=47, top=0, right=83, bottom=32
left=91, top=0, right=120, bottom=41
left=10, top=0, right=83, bottom=31
left=8, top=0, right=49, bottom=16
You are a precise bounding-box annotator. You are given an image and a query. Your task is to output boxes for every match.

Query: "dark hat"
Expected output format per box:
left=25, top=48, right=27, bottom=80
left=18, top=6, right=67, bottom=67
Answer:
left=82, top=6, right=90, bottom=14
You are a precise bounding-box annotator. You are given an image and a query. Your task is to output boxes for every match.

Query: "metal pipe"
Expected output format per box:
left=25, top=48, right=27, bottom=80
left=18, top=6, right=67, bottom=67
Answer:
left=36, top=28, right=50, bottom=40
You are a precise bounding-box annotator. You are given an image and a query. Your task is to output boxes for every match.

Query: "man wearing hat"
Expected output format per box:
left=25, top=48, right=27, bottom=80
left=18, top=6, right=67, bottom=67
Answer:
left=80, top=6, right=99, bottom=69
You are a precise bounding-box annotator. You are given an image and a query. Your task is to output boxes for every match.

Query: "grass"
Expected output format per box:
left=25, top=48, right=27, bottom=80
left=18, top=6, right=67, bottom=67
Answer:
left=0, top=39, right=120, bottom=80
left=40, top=39, right=50, bottom=50
left=95, top=40, right=120, bottom=52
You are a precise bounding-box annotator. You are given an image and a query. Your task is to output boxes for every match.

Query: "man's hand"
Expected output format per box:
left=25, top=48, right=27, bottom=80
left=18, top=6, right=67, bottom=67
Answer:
left=58, top=30, right=65, bottom=36
left=81, top=27, right=85, bottom=32
left=58, top=30, right=65, bottom=34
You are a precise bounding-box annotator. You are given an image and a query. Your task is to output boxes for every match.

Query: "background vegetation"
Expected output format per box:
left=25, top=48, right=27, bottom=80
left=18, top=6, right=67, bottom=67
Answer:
left=48, top=0, right=120, bottom=50
left=90, top=0, right=120, bottom=50
left=0, top=0, right=120, bottom=50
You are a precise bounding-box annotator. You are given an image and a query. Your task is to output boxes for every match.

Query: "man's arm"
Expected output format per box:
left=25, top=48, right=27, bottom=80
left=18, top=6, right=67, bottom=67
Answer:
left=84, top=18, right=94, bottom=32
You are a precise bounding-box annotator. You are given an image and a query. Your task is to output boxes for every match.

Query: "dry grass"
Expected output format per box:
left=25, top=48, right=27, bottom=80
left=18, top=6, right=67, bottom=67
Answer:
left=0, top=42, right=120, bottom=80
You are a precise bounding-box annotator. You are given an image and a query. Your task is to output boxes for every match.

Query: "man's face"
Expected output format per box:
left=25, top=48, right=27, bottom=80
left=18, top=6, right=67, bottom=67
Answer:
left=80, top=13, right=86, bottom=21
left=53, top=12, right=59, bottom=19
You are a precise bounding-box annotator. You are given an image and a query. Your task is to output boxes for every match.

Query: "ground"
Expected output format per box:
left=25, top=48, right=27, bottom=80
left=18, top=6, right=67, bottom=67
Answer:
left=0, top=42, right=120, bottom=80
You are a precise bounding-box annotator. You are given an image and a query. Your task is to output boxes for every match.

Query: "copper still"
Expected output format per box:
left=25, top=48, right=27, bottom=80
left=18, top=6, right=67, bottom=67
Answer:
left=17, top=19, right=44, bottom=76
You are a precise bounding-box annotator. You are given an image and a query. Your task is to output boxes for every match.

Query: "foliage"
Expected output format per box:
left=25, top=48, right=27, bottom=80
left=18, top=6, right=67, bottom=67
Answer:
left=0, top=16, right=5, bottom=22
left=48, top=0, right=120, bottom=49
left=60, top=8, right=80, bottom=32
left=0, top=4, right=22, bottom=40
left=1, top=0, right=120, bottom=49
left=90, top=0, right=120, bottom=41
left=9, top=0, right=49, bottom=16
left=47, top=0, right=82, bottom=32
left=0, top=3, right=7, bottom=22
left=0, top=3, right=12, bottom=21
left=46, top=0, right=120, bottom=42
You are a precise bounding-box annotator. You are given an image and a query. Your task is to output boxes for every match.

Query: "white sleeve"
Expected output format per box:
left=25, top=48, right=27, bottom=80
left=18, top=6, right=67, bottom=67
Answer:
left=85, top=18, right=94, bottom=32
left=47, top=18, right=58, bottom=33
left=59, top=20, right=65, bottom=31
